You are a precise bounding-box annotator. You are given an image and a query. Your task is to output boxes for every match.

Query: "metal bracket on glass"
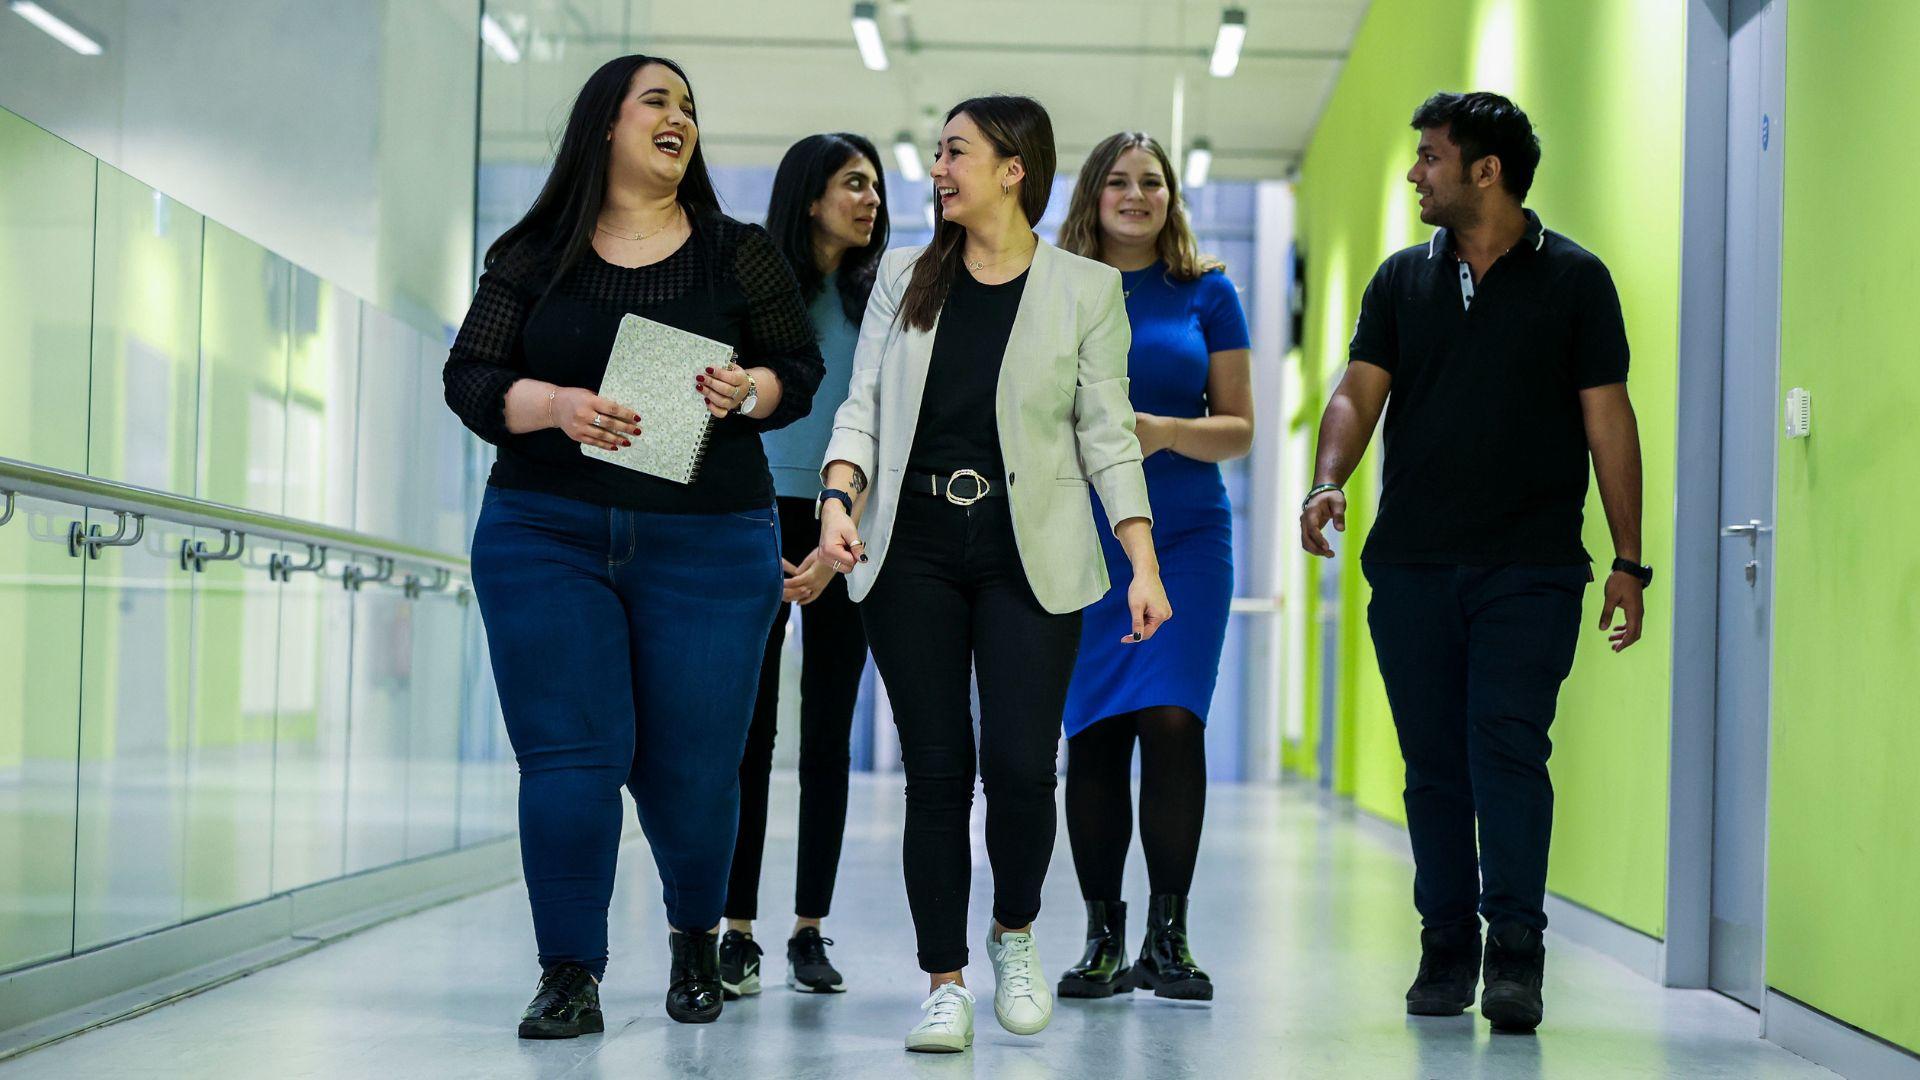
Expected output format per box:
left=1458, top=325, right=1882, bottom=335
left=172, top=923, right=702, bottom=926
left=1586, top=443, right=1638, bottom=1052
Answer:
left=342, top=555, right=395, bottom=592
left=180, top=529, right=246, bottom=573
left=69, top=512, right=146, bottom=560
left=401, top=566, right=453, bottom=600
left=0, top=489, right=14, bottom=530
left=456, top=584, right=473, bottom=608
left=270, top=543, right=327, bottom=583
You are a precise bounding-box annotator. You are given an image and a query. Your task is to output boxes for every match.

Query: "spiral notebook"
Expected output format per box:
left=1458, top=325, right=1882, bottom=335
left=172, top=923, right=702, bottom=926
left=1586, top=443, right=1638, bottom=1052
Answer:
left=582, top=313, right=736, bottom=484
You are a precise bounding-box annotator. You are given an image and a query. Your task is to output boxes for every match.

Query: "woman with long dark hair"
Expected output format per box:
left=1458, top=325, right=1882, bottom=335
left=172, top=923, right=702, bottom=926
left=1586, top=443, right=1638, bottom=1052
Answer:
left=716, top=133, right=887, bottom=1000
left=1052, top=132, right=1253, bottom=1002
left=442, top=55, right=823, bottom=1034
left=817, top=96, right=1170, bottom=1053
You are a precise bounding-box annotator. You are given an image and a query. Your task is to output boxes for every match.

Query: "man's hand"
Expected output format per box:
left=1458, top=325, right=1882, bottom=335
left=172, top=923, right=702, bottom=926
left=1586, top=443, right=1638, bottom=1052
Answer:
left=1599, top=572, right=1645, bottom=652
left=1300, top=490, right=1347, bottom=558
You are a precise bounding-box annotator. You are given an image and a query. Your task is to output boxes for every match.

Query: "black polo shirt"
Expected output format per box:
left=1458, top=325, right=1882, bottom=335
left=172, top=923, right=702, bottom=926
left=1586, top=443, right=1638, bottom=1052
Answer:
left=1349, top=210, right=1628, bottom=566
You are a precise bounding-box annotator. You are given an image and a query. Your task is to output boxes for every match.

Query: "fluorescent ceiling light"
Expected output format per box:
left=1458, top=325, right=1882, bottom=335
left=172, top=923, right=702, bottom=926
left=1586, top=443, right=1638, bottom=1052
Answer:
left=892, top=133, right=924, bottom=182
left=1209, top=7, right=1246, bottom=78
left=851, top=2, right=888, bottom=71
left=1184, top=140, right=1213, bottom=188
left=10, top=2, right=103, bottom=55
left=480, top=13, right=521, bottom=63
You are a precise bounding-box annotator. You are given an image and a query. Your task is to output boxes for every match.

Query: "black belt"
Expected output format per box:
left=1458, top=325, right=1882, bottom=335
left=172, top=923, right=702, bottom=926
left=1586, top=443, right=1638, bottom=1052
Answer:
left=904, top=468, right=1006, bottom=505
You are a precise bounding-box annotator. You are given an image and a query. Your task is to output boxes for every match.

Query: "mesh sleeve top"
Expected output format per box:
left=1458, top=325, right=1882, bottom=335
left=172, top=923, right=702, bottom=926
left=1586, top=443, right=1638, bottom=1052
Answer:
left=443, top=211, right=825, bottom=514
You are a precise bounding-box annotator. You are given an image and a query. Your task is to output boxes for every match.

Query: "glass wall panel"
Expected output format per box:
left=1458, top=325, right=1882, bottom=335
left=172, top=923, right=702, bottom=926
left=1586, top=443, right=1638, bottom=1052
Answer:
left=270, top=547, right=353, bottom=894
left=87, top=165, right=203, bottom=497
left=344, top=586, right=412, bottom=874
left=353, top=306, right=419, bottom=546
left=0, top=109, right=94, bottom=473
left=0, top=494, right=86, bottom=972
left=183, top=534, right=277, bottom=920
left=405, top=590, right=463, bottom=860
left=415, top=331, right=471, bottom=556
left=73, top=512, right=196, bottom=950
left=286, top=270, right=361, bottom=532
left=197, top=221, right=291, bottom=513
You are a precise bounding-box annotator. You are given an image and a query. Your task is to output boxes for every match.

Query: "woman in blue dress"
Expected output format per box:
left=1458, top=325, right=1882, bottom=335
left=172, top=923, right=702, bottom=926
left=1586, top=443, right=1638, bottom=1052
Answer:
left=1054, top=132, right=1254, bottom=1002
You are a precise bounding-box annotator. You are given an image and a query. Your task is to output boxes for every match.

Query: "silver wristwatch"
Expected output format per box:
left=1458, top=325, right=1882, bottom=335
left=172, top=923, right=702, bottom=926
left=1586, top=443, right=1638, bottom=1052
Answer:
left=736, top=371, right=759, bottom=415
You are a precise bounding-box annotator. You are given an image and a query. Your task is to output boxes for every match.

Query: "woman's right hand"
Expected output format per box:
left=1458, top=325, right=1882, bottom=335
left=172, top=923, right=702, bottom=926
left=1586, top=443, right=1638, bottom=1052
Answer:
left=818, top=503, right=866, bottom=575
left=552, top=386, right=641, bottom=451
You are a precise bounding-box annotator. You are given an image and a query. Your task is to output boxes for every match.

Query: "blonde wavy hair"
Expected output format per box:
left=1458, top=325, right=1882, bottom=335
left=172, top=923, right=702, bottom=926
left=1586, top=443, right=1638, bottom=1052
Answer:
left=1058, top=131, right=1223, bottom=282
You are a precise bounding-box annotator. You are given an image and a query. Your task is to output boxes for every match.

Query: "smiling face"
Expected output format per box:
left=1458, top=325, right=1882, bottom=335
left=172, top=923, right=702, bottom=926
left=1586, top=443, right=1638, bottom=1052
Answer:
left=1097, top=145, right=1170, bottom=248
left=1408, top=123, right=1479, bottom=229
left=608, top=62, right=699, bottom=191
left=929, top=111, right=1023, bottom=229
left=811, top=153, right=882, bottom=256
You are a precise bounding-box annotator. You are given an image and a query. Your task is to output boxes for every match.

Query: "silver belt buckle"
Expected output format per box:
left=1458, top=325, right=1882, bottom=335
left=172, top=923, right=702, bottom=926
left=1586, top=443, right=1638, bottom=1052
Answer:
left=943, top=469, right=990, bottom=506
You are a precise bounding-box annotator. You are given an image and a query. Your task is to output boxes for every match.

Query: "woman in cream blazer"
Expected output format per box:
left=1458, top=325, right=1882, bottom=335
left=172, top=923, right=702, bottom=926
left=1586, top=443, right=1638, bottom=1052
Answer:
left=816, top=95, right=1169, bottom=1055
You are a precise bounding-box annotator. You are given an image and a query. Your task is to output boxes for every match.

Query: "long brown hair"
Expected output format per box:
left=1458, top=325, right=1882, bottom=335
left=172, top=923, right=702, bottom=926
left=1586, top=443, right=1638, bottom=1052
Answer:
left=1058, top=131, right=1222, bottom=282
left=898, top=96, right=1057, bottom=333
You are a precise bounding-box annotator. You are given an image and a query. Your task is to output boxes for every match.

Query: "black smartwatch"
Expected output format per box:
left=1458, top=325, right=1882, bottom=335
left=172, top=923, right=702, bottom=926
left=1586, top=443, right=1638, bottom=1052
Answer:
left=1611, top=557, right=1654, bottom=588
left=816, top=488, right=853, bottom=519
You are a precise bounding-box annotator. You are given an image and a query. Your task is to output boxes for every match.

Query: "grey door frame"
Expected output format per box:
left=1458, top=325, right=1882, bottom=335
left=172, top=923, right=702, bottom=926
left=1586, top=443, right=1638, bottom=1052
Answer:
left=1664, top=0, right=1785, bottom=995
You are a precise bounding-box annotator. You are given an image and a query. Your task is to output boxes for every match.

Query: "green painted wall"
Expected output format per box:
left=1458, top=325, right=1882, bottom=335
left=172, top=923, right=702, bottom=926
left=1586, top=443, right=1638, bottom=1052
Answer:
left=1767, top=1, right=1920, bottom=1054
left=1295, top=0, right=1684, bottom=936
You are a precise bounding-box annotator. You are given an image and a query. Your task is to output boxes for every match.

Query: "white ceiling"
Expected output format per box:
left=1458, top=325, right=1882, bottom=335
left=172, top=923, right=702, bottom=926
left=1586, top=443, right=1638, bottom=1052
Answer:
left=478, top=0, right=1368, bottom=182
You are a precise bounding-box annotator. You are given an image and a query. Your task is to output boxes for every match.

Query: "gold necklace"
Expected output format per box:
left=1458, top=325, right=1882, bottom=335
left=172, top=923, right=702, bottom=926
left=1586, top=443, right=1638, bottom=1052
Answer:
left=964, top=241, right=1036, bottom=274
left=596, top=208, right=680, bottom=242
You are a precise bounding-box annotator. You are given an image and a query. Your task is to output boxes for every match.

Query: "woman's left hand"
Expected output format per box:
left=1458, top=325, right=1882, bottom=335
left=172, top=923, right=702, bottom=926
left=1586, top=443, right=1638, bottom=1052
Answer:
left=696, top=362, right=751, bottom=418
left=1134, top=412, right=1176, bottom=458
left=1124, top=570, right=1173, bottom=644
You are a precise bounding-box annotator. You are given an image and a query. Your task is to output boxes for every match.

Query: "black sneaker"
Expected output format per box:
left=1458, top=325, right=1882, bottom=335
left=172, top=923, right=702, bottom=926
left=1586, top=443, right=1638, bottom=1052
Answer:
left=787, top=926, right=846, bottom=993
left=1406, top=922, right=1481, bottom=1016
left=518, top=962, right=604, bottom=1039
left=666, top=929, right=725, bottom=1024
left=1480, top=924, right=1546, bottom=1033
left=719, top=930, right=763, bottom=1000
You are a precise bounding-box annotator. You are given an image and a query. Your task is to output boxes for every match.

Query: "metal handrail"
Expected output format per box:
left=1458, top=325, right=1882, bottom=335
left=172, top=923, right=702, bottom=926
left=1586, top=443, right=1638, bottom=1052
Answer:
left=0, top=455, right=468, bottom=576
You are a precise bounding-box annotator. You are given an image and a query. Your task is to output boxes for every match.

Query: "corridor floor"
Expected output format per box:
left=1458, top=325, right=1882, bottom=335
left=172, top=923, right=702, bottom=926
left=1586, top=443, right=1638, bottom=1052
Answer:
left=0, top=776, right=1836, bottom=1079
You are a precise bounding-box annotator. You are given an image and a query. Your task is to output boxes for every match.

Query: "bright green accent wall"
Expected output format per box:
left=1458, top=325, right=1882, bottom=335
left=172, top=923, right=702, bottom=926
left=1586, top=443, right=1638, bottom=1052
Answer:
left=1296, top=0, right=1684, bottom=935
left=1767, top=2, right=1920, bottom=1054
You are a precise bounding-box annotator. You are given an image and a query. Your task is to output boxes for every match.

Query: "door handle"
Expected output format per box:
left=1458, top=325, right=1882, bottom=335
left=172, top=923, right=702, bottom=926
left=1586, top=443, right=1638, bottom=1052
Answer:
left=1720, top=519, right=1773, bottom=538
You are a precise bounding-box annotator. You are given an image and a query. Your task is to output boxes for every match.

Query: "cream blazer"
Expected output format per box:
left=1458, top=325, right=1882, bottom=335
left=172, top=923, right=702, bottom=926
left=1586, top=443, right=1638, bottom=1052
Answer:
left=821, top=238, right=1152, bottom=615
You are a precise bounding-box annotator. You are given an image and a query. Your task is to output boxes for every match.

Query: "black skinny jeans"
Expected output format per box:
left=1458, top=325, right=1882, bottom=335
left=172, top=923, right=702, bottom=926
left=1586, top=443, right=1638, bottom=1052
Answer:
left=725, top=497, right=869, bottom=922
left=860, top=493, right=1082, bottom=973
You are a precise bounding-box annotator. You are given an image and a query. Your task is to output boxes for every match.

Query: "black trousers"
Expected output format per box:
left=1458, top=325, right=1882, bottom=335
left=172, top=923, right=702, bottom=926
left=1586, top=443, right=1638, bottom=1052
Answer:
left=861, top=493, right=1082, bottom=973
left=1363, top=561, right=1587, bottom=934
left=725, top=497, right=870, bottom=922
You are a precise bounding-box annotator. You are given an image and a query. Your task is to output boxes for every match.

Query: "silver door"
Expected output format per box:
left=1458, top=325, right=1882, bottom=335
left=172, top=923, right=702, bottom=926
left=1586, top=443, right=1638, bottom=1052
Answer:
left=1710, top=0, right=1786, bottom=1009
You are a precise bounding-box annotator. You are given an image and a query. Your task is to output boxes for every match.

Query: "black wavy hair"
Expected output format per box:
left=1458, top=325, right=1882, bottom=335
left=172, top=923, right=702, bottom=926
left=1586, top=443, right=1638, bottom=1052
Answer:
left=484, top=54, right=722, bottom=289
left=765, top=133, right=890, bottom=324
left=1410, top=91, right=1541, bottom=200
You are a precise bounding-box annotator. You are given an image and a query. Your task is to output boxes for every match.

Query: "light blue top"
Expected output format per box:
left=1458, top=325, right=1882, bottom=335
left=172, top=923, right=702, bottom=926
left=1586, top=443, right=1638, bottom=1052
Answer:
left=763, top=270, right=860, bottom=499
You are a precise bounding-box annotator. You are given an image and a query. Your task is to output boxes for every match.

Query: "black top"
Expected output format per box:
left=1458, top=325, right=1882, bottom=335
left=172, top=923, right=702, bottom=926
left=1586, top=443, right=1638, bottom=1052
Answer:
left=906, top=268, right=1029, bottom=482
left=1349, top=210, right=1629, bottom=565
left=442, top=212, right=824, bottom=514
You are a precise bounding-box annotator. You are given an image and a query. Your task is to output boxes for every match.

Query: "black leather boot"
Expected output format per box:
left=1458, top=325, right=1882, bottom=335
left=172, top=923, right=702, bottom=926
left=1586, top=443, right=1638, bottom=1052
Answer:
left=666, top=929, right=725, bottom=1024
left=1406, top=921, right=1481, bottom=1016
left=518, top=962, right=604, bottom=1039
left=1480, top=924, right=1546, bottom=1033
left=1057, top=900, right=1133, bottom=999
left=1129, top=895, right=1213, bottom=1001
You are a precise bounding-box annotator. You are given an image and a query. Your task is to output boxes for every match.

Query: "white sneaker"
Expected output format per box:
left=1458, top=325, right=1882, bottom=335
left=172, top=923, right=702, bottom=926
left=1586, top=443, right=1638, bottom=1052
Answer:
left=985, top=928, right=1052, bottom=1035
left=905, top=982, right=974, bottom=1053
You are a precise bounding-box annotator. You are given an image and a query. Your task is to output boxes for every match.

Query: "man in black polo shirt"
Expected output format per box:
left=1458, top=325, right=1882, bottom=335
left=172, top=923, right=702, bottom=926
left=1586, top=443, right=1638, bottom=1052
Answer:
left=1300, top=92, right=1649, bottom=1034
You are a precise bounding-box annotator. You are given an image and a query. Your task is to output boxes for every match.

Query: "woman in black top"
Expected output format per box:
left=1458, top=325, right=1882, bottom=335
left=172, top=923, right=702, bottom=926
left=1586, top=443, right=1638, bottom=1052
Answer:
left=443, top=55, right=822, bottom=1034
left=818, top=96, right=1168, bottom=1053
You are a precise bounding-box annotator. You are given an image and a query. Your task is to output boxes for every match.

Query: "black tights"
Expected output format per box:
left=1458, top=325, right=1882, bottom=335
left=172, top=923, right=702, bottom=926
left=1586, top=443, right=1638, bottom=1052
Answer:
left=1064, top=706, right=1208, bottom=901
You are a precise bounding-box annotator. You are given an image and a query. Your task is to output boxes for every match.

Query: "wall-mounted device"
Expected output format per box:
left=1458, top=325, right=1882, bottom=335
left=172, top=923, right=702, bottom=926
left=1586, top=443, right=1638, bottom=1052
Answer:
left=1784, top=387, right=1811, bottom=439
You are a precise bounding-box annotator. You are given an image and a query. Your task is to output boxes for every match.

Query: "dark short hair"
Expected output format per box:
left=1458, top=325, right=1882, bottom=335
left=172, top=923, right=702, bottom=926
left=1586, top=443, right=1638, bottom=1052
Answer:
left=1410, top=91, right=1540, bottom=200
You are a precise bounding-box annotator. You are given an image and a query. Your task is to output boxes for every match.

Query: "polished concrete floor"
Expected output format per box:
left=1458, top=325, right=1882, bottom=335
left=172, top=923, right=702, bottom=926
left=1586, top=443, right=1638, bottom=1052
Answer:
left=0, top=776, right=1836, bottom=1079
